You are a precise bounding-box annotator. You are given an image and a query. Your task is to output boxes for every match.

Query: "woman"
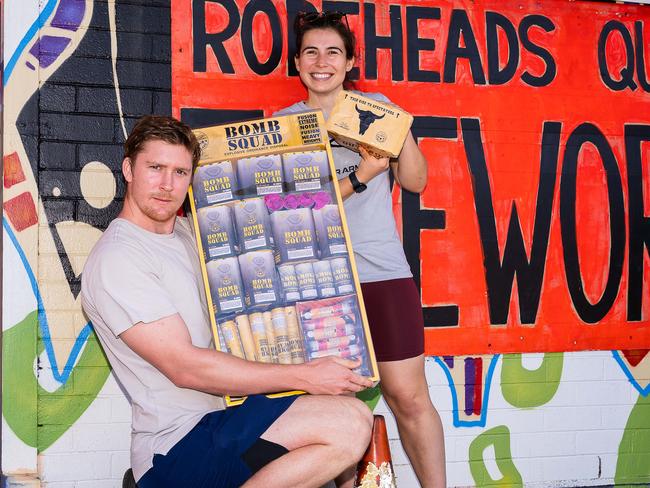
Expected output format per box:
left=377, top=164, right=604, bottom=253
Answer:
left=275, top=11, right=446, bottom=488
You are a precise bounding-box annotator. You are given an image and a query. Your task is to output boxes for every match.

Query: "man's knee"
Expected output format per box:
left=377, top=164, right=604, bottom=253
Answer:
left=331, top=397, right=373, bottom=458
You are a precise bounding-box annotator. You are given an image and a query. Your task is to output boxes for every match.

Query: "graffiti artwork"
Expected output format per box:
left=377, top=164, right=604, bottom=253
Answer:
left=3, top=0, right=650, bottom=486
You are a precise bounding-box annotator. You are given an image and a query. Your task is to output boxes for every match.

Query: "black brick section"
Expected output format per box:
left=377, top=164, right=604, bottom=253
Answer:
left=40, top=142, right=77, bottom=171
left=39, top=84, right=76, bottom=112
left=40, top=113, right=115, bottom=143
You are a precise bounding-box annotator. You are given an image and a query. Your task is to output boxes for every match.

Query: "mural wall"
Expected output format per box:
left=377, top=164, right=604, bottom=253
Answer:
left=2, top=0, right=650, bottom=486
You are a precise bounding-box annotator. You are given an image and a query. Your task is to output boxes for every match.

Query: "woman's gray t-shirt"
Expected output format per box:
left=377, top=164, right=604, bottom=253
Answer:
left=275, top=92, right=413, bottom=283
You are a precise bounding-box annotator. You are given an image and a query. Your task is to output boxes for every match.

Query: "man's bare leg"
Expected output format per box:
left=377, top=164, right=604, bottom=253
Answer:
left=243, top=395, right=372, bottom=488
left=379, top=355, right=446, bottom=488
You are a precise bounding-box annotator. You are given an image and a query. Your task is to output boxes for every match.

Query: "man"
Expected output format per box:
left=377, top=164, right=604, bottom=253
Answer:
left=81, top=115, right=373, bottom=488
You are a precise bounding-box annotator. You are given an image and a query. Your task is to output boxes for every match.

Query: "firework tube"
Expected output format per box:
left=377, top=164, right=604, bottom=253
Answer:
left=220, top=320, right=245, bottom=359
left=235, top=314, right=257, bottom=361
left=271, top=308, right=292, bottom=364
left=310, top=344, right=361, bottom=359
left=306, top=324, right=357, bottom=340
left=300, top=300, right=355, bottom=320
left=308, top=334, right=356, bottom=352
left=250, top=313, right=272, bottom=363
left=285, top=306, right=305, bottom=364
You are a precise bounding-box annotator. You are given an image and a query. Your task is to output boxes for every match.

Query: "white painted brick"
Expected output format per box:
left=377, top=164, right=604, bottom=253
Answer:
left=596, top=452, right=619, bottom=481
left=485, top=408, right=546, bottom=433
left=569, top=381, right=635, bottom=405
left=511, top=431, right=576, bottom=458
left=74, top=397, right=111, bottom=424
left=446, top=460, right=473, bottom=487
left=110, top=396, right=132, bottom=422
left=451, top=434, right=479, bottom=460
left=542, top=406, right=601, bottom=431
left=601, top=404, right=634, bottom=429
left=541, top=454, right=600, bottom=481
left=603, top=355, right=632, bottom=380
left=72, top=422, right=131, bottom=451
left=76, top=480, right=121, bottom=488
left=41, top=428, right=74, bottom=454
left=575, top=430, right=623, bottom=455
left=40, top=452, right=111, bottom=482
left=516, top=456, right=545, bottom=483
left=393, top=462, right=418, bottom=487
left=562, top=356, right=605, bottom=381
left=110, top=451, right=130, bottom=478
left=389, top=439, right=410, bottom=465
left=41, top=482, right=75, bottom=488
left=100, top=374, right=128, bottom=396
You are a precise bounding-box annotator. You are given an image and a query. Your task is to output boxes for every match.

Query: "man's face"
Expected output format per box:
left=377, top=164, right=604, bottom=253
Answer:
left=122, top=139, right=193, bottom=233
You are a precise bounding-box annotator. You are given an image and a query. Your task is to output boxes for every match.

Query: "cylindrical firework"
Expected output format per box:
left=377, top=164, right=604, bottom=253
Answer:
left=233, top=197, right=273, bottom=251
left=313, top=260, right=336, bottom=298
left=277, top=264, right=300, bottom=303
left=263, top=311, right=279, bottom=363
left=206, top=257, right=245, bottom=316
left=330, top=257, right=354, bottom=295
left=312, top=204, right=346, bottom=258
left=306, top=324, right=357, bottom=340
left=249, top=312, right=272, bottom=363
left=308, top=334, right=356, bottom=352
left=301, top=314, right=356, bottom=331
left=300, top=300, right=355, bottom=320
left=271, top=208, right=318, bottom=262
left=295, top=262, right=318, bottom=299
left=238, top=250, right=279, bottom=308
left=271, top=308, right=292, bottom=364
left=285, top=306, right=305, bottom=364
left=235, top=314, right=257, bottom=361
left=192, top=160, right=237, bottom=207
left=220, top=320, right=245, bottom=359
left=310, top=344, right=361, bottom=359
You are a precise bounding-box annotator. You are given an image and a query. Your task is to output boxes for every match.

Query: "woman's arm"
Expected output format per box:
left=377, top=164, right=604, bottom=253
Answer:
left=392, top=131, right=428, bottom=193
left=337, top=146, right=390, bottom=200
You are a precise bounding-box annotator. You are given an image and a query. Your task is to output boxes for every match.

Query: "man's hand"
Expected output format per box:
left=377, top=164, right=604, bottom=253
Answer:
left=297, top=356, right=374, bottom=395
left=356, top=146, right=390, bottom=184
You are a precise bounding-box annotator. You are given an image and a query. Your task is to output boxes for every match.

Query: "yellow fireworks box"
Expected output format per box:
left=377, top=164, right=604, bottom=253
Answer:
left=188, top=111, right=379, bottom=406
left=326, top=90, right=414, bottom=158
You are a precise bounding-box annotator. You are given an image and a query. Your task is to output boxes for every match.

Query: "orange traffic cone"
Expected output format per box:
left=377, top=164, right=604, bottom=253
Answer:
left=354, top=415, right=397, bottom=488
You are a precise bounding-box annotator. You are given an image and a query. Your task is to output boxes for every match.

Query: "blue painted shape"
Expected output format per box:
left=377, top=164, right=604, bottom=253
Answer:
left=4, top=217, right=93, bottom=385
left=50, top=0, right=85, bottom=31
left=612, top=350, right=650, bottom=397
left=434, top=354, right=501, bottom=428
left=4, top=0, right=59, bottom=85
left=29, top=36, right=72, bottom=68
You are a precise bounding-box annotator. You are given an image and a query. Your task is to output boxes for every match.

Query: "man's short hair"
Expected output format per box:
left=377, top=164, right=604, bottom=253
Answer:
left=124, top=115, right=201, bottom=170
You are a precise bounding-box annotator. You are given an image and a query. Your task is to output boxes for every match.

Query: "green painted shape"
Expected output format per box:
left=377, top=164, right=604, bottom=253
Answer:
left=1, top=310, right=112, bottom=451
left=615, top=393, right=650, bottom=485
left=2, top=311, right=39, bottom=446
left=36, top=331, right=111, bottom=451
left=469, top=425, right=523, bottom=487
left=357, top=383, right=382, bottom=411
left=501, top=352, right=563, bottom=408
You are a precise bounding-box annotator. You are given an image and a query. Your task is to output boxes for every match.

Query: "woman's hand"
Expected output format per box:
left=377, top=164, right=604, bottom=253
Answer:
left=356, top=145, right=390, bottom=184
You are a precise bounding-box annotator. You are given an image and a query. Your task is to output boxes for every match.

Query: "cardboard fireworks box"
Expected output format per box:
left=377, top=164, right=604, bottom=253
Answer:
left=326, top=90, right=414, bottom=158
left=188, top=111, right=379, bottom=406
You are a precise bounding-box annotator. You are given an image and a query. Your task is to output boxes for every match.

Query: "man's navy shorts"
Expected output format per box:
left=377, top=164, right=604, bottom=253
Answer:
left=138, top=394, right=298, bottom=488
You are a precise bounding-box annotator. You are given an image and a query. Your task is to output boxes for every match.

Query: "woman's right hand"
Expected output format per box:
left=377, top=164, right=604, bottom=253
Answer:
left=356, top=145, right=390, bottom=184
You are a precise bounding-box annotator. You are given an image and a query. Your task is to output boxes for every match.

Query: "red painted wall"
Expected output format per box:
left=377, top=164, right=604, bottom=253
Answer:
left=172, top=0, right=650, bottom=355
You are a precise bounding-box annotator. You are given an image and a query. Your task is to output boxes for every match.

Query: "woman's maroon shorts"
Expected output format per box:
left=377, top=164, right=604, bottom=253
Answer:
left=360, top=278, right=425, bottom=362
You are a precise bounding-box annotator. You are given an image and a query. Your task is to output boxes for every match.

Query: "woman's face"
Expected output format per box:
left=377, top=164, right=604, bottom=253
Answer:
left=295, top=28, right=354, bottom=96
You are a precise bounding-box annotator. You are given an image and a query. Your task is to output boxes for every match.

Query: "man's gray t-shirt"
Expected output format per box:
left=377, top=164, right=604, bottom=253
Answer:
left=275, top=92, right=412, bottom=282
left=81, top=217, right=225, bottom=481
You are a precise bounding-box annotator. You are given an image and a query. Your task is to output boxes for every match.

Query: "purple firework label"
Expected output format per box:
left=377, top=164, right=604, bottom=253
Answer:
left=196, top=205, right=237, bottom=259
left=233, top=198, right=273, bottom=251
left=206, top=257, right=245, bottom=314
left=271, top=208, right=318, bottom=262
left=193, top=160, right=236, bottom=206
left=282, top=150, right=330, bottom=192
left=313, top=204, right=346, bottom=257
left=237, top=154, right=283, bottom=196
left=238, top=250, right=278, bottom=307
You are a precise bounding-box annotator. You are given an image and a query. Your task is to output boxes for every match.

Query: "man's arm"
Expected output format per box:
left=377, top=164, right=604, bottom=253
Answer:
left=120, top=313, right=373, bottom=396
